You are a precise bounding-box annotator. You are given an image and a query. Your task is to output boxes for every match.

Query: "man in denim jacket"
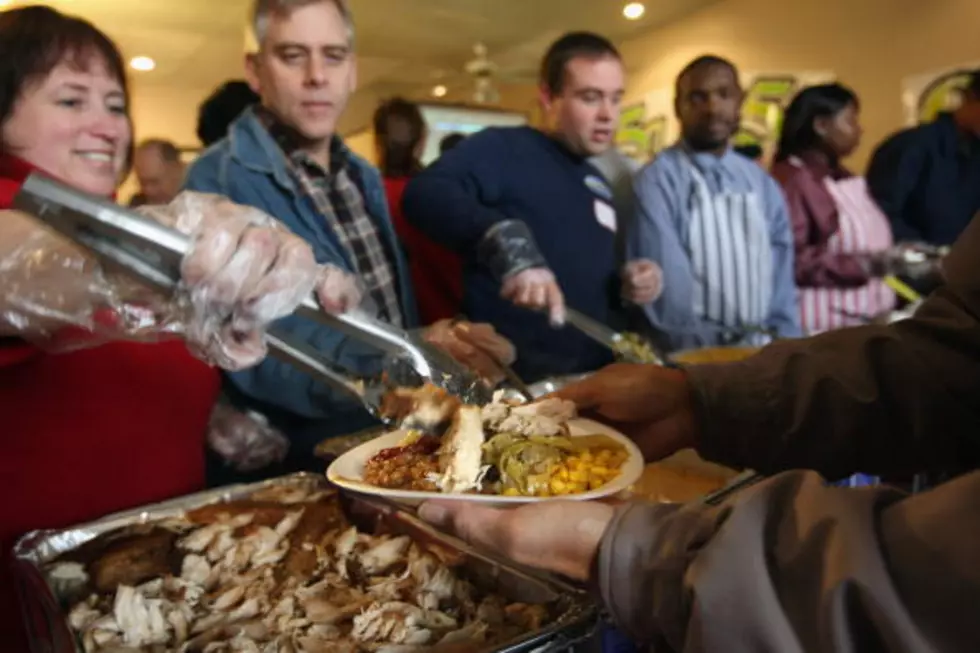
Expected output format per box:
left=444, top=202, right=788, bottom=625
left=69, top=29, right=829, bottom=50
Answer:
left=183, top=0, right=420, bottom=471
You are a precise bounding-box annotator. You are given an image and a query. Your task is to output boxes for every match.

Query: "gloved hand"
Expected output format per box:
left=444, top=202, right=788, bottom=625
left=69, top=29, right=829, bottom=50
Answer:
left=1, top=192, right=362, bottom=370
left=206, top=403, right=289, bottom=472
left=141, top=192, right=363, bottom=369
left=621, top=259, right=664, bottom=304
left=500, top=267, right=566, bottom=326
left=423, top=319, right=516, bottom=385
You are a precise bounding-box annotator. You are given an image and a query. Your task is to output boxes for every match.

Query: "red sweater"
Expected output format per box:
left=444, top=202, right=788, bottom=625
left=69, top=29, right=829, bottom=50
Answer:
left=0, top=157, right=220, bottom=649
left=384, top=176, right=463, bottom=324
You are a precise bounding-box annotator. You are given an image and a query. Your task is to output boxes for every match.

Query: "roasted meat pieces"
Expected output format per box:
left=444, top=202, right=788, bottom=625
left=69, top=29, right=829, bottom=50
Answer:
left=55, top=488, right=549, bottom=652
left=379, top=385, right=461, bottom=434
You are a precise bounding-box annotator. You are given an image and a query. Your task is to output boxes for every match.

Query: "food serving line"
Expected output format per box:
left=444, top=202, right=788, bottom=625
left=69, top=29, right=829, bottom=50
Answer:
left=10, top=175, right=770, bottom=653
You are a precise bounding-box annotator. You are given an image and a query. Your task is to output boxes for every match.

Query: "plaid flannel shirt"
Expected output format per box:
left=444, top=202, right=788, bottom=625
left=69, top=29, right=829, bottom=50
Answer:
left=259, top=108, right=404, bottom=326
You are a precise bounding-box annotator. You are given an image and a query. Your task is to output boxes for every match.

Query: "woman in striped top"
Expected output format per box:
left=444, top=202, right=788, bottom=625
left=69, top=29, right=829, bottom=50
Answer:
left=770, top=83, right=895, bottom=334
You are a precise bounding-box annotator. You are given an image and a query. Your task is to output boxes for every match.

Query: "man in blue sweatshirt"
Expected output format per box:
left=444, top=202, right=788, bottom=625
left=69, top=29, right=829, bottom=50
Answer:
left=403, top=32, right=660, bottom=382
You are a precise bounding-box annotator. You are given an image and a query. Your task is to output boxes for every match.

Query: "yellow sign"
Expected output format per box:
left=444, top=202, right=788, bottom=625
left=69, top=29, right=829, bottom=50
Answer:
left=615, top=102, right=668, bottom=161
left=902, top=63, right=979, bottom=125
left=915, top=70, right=971, bottom=123
left=733, top=75, right=800, bottom=148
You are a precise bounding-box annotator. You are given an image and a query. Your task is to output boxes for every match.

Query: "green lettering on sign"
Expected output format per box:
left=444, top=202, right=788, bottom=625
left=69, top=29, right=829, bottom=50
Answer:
left=734, top=76, right=799, bottom=148
left=616, top=103, right=650, bottom=159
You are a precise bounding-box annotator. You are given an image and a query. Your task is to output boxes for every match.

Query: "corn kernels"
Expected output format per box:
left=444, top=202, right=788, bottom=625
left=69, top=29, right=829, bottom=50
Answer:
left=569, top=469, right=589, bottom=483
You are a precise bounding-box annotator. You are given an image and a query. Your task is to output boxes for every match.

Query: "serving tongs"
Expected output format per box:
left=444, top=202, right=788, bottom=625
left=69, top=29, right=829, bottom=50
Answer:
left=564, top=307, right=666, bottom=366
left=12, top=174, right=491, bottom=420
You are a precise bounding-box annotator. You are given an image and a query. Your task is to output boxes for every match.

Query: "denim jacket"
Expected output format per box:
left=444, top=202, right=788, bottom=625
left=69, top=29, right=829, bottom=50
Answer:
left=183, top=107, right=417, bottom=447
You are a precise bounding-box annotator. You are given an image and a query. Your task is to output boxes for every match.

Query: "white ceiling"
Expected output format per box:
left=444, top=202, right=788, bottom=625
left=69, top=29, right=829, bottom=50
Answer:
left=15, top=0, right=719, bottom=139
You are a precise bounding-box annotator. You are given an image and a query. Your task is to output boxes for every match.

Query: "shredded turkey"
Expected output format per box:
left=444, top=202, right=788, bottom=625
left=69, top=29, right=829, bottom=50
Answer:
left=435, top=406, right=488, bottom=493
left=57, top=488, right=548, bottom=652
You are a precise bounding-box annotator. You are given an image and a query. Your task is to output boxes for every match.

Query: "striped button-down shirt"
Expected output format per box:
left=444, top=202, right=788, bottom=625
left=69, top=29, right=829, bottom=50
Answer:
left=259, top=108, right=404, bottom=326
left=628, top=144, right=801, bottom=351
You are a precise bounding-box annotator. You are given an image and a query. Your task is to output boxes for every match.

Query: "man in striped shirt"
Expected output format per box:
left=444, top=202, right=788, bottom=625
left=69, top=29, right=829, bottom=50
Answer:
left=629, top=55, right=801, bottom=351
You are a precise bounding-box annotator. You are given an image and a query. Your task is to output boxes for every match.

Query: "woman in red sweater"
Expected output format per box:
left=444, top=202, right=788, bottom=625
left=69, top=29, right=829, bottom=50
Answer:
left=373, top=98, right=463, bottom=324
left=0, top=7, right=352, bottom=648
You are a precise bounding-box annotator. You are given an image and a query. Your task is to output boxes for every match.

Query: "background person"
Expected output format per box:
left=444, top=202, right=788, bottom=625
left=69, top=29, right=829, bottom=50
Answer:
left=197, top=79, right=260, bottom=148
left=438, top=131, right=465, bottom=155
left=132, top=137, right=185, bottom=205
left=867, top=68, right=980, bottom=247
left=629, top=55, right=800, bottom=352
left=770, top=83, right=896, bottom=334
left=374, top=97, right=463, bottom=325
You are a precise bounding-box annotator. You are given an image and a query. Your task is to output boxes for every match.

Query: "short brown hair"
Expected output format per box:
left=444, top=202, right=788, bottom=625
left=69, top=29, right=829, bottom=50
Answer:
left=539, top=32, right=621, bottom=97
left=250, top=0, right=354, bottom=50
left=0, top=5, right=131, bottom=132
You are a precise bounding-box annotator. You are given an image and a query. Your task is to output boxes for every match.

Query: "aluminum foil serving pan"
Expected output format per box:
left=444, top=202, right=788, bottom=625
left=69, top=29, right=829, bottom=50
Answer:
left=13, top=473, right=597, bottom=653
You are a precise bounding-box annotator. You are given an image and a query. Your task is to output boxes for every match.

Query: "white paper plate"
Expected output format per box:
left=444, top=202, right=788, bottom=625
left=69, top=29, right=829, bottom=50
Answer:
left=326, top=418, right=644, bottom=508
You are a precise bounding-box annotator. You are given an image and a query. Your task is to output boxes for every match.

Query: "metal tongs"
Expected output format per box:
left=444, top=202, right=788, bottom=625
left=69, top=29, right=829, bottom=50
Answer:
left=564, top=307, right=666, bottom=365
left=13, top=174, right=490, bottom=421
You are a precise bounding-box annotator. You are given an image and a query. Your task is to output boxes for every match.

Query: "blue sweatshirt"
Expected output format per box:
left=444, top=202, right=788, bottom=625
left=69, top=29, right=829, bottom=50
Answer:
left=403, top=127, right=623, bottom=382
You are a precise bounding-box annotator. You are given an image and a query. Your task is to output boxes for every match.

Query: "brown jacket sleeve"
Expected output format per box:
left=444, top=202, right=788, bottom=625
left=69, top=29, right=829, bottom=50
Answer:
left=593, top=208, right=980, bottom=651
left=770, top=160, right=870, bottom=289
left=597, top=469, right=980, bottom=652
left=685, top=211, right=980, bottom=480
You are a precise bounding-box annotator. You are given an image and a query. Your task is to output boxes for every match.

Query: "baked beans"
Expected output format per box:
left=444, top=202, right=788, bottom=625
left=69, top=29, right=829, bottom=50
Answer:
left=364, top=436, right=441, bottom=491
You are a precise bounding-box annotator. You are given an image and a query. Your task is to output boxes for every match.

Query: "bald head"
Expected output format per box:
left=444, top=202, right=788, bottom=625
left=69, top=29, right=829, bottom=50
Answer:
left=134, top=139, right=185, bottom=205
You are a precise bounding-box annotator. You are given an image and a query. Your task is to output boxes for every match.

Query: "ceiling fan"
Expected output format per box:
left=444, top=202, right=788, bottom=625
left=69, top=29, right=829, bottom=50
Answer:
left=463, top=42, right=501, bottom=105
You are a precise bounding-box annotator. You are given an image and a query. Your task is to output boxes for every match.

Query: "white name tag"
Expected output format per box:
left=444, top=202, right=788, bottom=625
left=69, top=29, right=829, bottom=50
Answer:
left=594, top=199, right=617, bottom=233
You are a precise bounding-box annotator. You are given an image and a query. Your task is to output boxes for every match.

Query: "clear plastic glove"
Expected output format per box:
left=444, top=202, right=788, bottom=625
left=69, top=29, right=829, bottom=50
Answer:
left=500, top=267, right=566, bottom=326
left=621, top=259, right=664, bottom=304
left=423, top=319, right=516, bottom=385
left=318, top=265, right=363, bottom=314
left=141, top=192, right=364, bottom=369
left=206, top=403, right=289, bottom=472
left=0, top=191, right=362, bottom=370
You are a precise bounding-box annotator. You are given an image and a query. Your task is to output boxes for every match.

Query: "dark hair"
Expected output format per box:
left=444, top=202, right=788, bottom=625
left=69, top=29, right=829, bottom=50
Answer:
left=137, top=138, right=182, bottom=163
left=0, top=5, right=131, bottom=141
left=675, top=54, right=739, bottom=96
left=774, top=83, right=859, bottom=162
left=539, top=32, right=621, bottom=96
left=197, top=80, right=260, bottom=147
left=966, top=69, right=980, bottom=97
left=439, top=132, right=465, bottom=155
left=373, top=97, right=425, bottom=178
